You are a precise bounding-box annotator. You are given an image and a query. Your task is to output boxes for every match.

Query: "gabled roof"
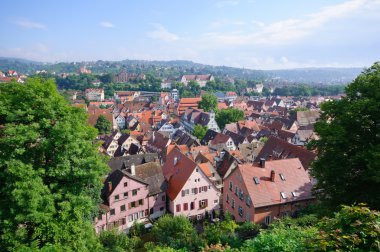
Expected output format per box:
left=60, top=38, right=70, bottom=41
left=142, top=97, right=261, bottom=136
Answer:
left=135, top=162, right=167, bottom=196
left=162, top=148, right=198, bottom=200
left=232, top=158, right=314, bottom=208
left=210, top=133, right=230, bottom=145
left=201, top=129, right=219, bottom=145
left=107, top=153, right=159, bottom=172
left=224, top=130, right=246, bottom=146
left=255, top=136, right=316, bottom=169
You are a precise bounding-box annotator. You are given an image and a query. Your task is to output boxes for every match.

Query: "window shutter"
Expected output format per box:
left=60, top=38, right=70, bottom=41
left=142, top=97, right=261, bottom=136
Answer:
left=128, top=203, right=131, bottom=209
left=205, top=199, right=208, bottom=207
left=194, top=188, right=198, bottom=194
left=204, top=186, right=208, bottom=192
left=182, top=190, right=185, bottom=197
left=199, top=200, right=202, bottom=208
left=199, top=187, right=202, bottom=193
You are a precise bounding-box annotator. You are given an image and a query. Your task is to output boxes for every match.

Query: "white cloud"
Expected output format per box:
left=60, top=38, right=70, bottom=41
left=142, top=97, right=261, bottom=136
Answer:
left=203, top=0, right=380, bottom=46
left=14, top=19, right=47, bottom=30
left=100, top=21, right=115, bottom=28
left=215, top=0, right=239, bottom=8
left=147, top=24, right=179, bottom=41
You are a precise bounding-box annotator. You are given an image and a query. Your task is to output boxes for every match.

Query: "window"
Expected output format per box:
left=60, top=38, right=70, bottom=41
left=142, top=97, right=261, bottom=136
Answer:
left=190, top=202, right=195, bottom=210
left=134, top=213, right=138, bottom=220
left=191, top=188, right=198, bottom=194
left=239, top=189, right=244, bottom=200
left=122, top=218, right=126, bottom=225
left=279, top=173, right=286, bottom=181
left=264, top=215, right=271, bottom=225
left=162, top=195, right=166, bottom=201
left=160, top=207, right=164, bottom=211
left=176, top=204, right=181, bottom=212
left=196, top=168, right=199, bottom=172
left=235, top=186, right=238, bottom=196
left=246, top=213, right=250, bottom=222
left=114, top=195, right=119, bottom=201
left=199, top=199, right=207, bottom=208
left=199, top=186, right=208, bottom=193
left=291, top=192, right=297, bottom=197
left=124, top=182, right=128, bottom=187
left=98, top=213, right=103, bottom=220
left=214, top=199, right=218, bottom=204
left=253, top=177, right=260, bottom=184
left=183, top=203, right=188, bottom=211
left=138, top=199, right=143, bottom=206
left=132, top=189, right=138, bottom=196
left=232, top=199, right=235, bottom=209
left=128, top=215, right=133, bottom=222
left=110, top=209, right=115, bottom=216
left=238, top=206, right=244, bottom=217
left=229, top=181, right=233, bottom=191
left=182, top=189, right=189, bottom=196
left=120, top=205, right=126, bottom=212
left=131, top=201, right=136, bottom=208
left=124, top=192, right=128, bottom=198
left=197, top=214, right=203, bottom=220
left=226, top=194, right=230, bottom=203
left=139, top=211, right=144, bottom=218
left=280, top=192, right=287, bottom=199
left=150, top=208, right=154, bottom=214
left=246, top=196, right=251, bottom=206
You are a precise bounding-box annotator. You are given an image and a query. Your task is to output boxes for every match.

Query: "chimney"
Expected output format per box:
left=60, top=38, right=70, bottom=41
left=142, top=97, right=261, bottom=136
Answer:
left=131, top=163, right=136, bottom=176
left=270, top=170, right=275, bottom=182
left=108, top=181, right=112, bottom=192
left=260, top=158, right=266, bottom=168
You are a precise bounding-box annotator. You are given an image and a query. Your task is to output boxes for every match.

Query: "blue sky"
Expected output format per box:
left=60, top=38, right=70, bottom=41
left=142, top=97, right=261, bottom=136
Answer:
left=1, top=0, right=379, bottom=69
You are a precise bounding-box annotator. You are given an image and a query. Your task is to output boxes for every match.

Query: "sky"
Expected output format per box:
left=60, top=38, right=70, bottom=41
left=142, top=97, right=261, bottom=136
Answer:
left=1, top=0, right=380, bottom=70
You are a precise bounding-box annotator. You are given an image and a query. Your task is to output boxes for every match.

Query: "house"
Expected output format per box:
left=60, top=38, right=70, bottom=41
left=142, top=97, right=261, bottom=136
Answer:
left=209, top=133, right=236, bottom=152
left=255, top=136, right=316, bottom=169
left=115, top=113, right=126, bottom=129
left=157, top=121, right=184, bottom=138
left=94, top=162, right=166, bottom=233
left=100, top=131, right=122, bottom=156
left=296, top=111, right=320, bottom=127
left=161, top=79, right=172, bottom=89
left=201, top=129, right=219, bottom=145
left=171, top=89, right=179, bottom=101
left=107, top=153, right=159, bottom=173
left=225, top=92, right=238, bottom=102
left=115, top=133, right=141, bottom=155
left=145, top=132, right=171, bottom=156
left=115, top=72, right=146, bottom=83
left=87, top=107, right=117, bottom=131
left=162, top=148, right=221, bottom=220
left=7, top=70, right=18, bottom=76
left=85, top=88, right=105, bottom=101
left=180, top=74, right=214, bottom=87
left=79, top=66, right=91, bottom=74
left=181, top=108, right=220, bottom=133
left=223, top=158, right=314, bottom=224
left=216, top=150, right=243, bottom=179
left=177, top=97, right=202, bottom=115
left=171, top=129, right=200, bottom=148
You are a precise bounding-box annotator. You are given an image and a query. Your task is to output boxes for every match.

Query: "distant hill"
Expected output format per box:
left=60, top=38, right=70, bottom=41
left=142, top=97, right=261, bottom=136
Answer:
left=0, top=57, right=363, bottom=84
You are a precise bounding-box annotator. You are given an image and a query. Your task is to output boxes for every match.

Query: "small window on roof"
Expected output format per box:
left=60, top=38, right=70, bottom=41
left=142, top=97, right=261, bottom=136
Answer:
left=280, top=192, right=287, bottom=199
left=292, top=192, right=297, bottom=197
left=279, top=173, right=285, bottom=181
left=253, top=177, right=260, bottom=184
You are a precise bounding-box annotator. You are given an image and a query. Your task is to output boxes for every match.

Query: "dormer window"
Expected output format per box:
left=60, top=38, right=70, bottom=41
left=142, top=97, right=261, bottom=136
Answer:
left=280, top=192, right=287, bottom=199
left=279, top=173, right=285, bottom=181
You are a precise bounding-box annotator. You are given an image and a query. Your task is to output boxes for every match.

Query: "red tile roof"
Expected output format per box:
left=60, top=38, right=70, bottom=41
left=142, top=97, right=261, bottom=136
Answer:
left=236, top=158, right=314, bottom=207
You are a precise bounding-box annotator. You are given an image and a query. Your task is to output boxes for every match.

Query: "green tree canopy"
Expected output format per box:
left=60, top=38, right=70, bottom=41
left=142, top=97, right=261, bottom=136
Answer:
left=193, top=125, right=208, bottom=140
left=198, top=93, right=218, bottom=112
left=95, top=115, right=112, bottom=135
left=151, top=215, right=200, bottom=250
left=216, top=108, right=244, bottom=130
left=311, top=62, right=380, bottom=211
left=0, top=78, right=108, bottom=250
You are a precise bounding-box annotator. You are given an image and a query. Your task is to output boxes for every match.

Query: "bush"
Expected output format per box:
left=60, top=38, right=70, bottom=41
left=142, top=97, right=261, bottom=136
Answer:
left=99, top=229, right=140, bottom=252
left=236, top=222, right=261, bottom=240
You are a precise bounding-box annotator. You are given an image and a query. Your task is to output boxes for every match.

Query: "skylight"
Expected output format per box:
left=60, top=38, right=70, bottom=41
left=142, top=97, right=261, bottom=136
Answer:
left=280, top=192, right=287, bottom=199
left=253, top=177, right=260, bottom=184
left=279, top=173, right=285, bottom=181
left=291, top=192, right=297, bottom=197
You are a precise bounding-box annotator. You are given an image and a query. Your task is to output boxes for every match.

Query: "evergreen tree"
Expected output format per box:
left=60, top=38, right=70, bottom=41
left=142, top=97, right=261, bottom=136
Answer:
left=0, top=78, right=108, bottom=250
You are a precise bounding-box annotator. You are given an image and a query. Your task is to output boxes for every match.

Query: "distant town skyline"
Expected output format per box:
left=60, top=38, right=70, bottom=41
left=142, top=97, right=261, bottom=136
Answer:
left=1, top=0, right=380, bottom=70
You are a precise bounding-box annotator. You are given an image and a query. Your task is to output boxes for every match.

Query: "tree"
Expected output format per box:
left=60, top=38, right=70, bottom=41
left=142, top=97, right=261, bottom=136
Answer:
left=99, top=229, right=140, bottom=252
left=198, top=93, right=218, bottom=112
left=193, top=125, right=208, bottom=140
left=151, top=215, right=200, bottom=250
left=310, top=204, right=380, bottom=251
left=0, top=78, right=108, bottom=250
left=95, top=115, right=112, bottom=135
left=311, top=62, right=380, bottom=211
left=216, top=108, right=244, bottom=130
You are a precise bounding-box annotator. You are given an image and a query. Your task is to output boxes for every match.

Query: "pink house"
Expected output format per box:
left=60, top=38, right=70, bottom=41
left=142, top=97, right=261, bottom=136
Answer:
left=162, top=147, right=221, bottom=220
left=94, top=162, right=166, bottom=233
left=223, top=158, right=314, bottom=225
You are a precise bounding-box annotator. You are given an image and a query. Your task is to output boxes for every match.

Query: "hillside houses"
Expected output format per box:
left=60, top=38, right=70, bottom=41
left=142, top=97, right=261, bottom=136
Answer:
left=180, top=74, right=214, bottom=87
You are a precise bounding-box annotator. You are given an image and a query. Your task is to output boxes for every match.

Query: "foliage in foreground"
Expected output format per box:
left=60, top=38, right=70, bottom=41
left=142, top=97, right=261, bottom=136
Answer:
left=0, top=78, right=108, bottom=251
left=311, top=62, right=380, bottom=211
